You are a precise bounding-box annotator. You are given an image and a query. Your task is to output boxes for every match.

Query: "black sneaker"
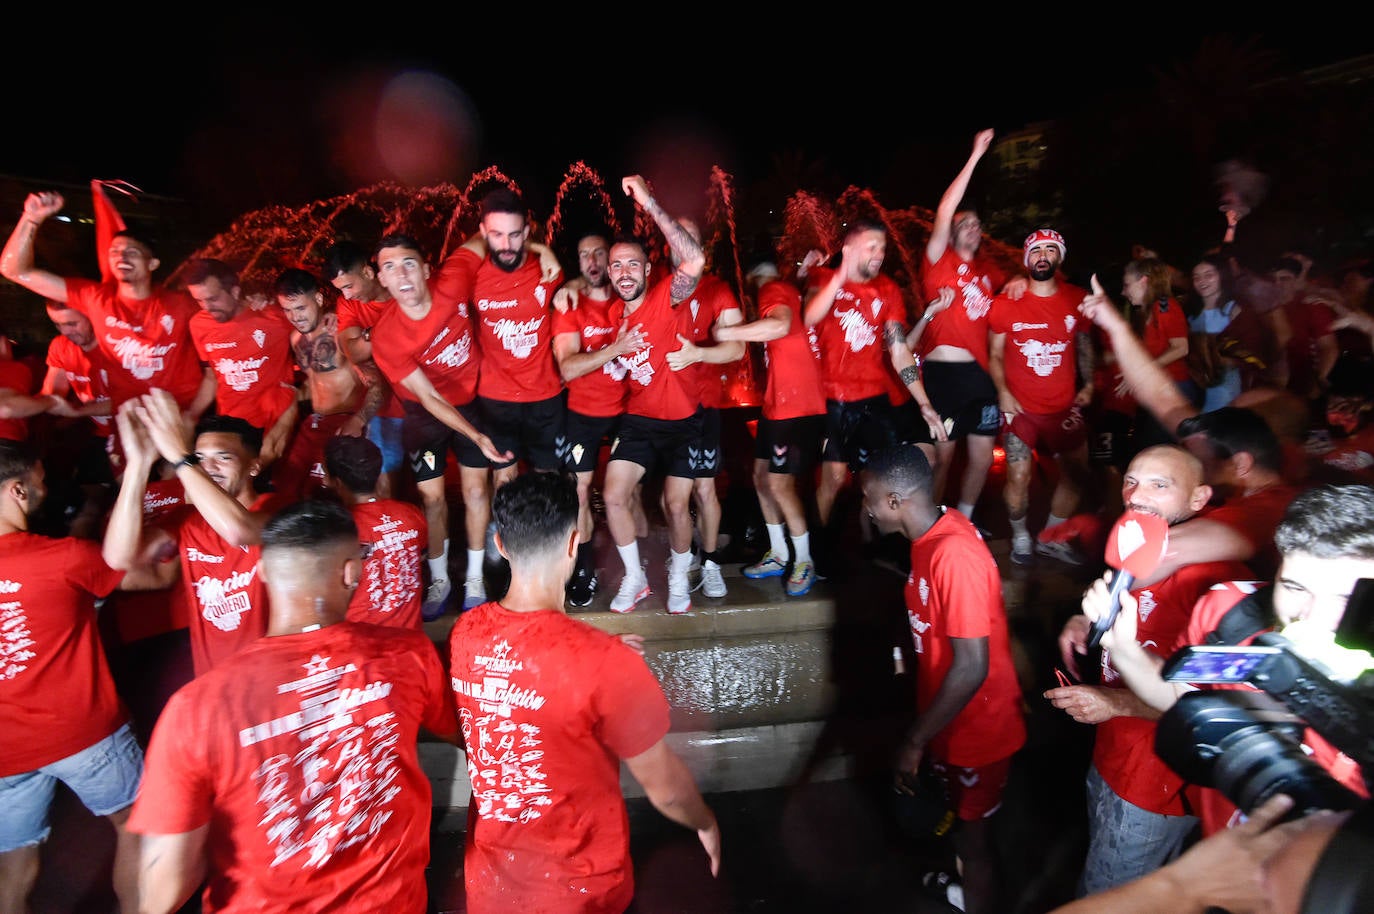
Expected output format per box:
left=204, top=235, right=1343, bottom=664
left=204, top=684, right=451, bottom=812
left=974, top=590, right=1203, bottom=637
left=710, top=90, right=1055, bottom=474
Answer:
left=567, top=566, right=597, bottom=607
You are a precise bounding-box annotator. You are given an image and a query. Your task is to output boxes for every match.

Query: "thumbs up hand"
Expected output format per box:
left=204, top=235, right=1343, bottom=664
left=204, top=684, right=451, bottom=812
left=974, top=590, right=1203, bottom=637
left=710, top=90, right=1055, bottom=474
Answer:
left=1078, top=273, right=1124, bottom=331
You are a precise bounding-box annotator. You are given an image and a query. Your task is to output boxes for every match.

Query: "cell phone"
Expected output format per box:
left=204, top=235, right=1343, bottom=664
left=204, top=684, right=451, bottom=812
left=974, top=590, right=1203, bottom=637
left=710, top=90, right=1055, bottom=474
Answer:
left=1160, top=645, right=1283, bottom=684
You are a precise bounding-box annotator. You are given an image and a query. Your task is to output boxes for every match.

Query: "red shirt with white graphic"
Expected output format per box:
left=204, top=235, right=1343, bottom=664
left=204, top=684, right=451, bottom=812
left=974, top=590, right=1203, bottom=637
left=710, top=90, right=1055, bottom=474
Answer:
left=988, top=283, right=1088, bottom=414
left=758, top=280, right=825, bottom=421
left=552, top=295, right=627, bottom=418
left=1174, top=582, right=1370, bottom=835
left=127, top=622, right=456, bottom=914
left=0, top=533, right=127, bottom=776
left=177, top=493, right=286, bottom=677
left=471, top=255, right=563, bottom=402
left=449, top=603, right=670, bottom=914
left=334, top=297, right=404, bottom=420
left=347, top=499, right=426, bottom=630
left=905, top=509, right=1026, bottom=766
left=46, top=336, right=114, bottom=437
left=681, top=273, right=741, bottom=408
left=371, top=296, right=480, bottom=407
left=190, top=307, right=298, bottom=431
left=610, top=280, right=699, bottom=421
left=63, top=278, right=204, bottom=409
left=806, top=267, right=905, bottom=403
left=918, top=248, right=1005, bottom=368
left=1092, top=559, right=1252, bottom=814
left=108, top=478, right=192, bottom=644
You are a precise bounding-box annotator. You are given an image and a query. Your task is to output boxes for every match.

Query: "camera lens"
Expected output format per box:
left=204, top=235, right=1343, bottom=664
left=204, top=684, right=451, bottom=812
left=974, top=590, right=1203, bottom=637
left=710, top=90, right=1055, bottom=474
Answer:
left=1210, top=726, right=1361, bottom=819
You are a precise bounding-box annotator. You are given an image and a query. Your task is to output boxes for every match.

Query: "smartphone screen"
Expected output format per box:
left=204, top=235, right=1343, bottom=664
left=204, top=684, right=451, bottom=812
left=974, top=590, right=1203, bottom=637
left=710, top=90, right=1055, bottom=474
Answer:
left=1160, top=645, right=1282, bottom=683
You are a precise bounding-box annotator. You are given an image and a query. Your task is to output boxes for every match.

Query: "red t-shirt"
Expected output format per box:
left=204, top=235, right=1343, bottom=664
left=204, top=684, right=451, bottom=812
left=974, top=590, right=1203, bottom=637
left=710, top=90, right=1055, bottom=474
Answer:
left=905, top=510, right=1027, bottom=766
left=552, top=294, right=628, bottom=418
left=64, top=278, right=204, bottom=409
left=1173, top=581, right=1370, bottom=835
left=758, top=280, right=825, bottom=421
left=807, top=267, right=905, bottom=403
left=108, top=478, right=193, bottom=643
left=988, top=282, right=1088, bottom=414
left=190, top=307, right=298, bottom=431
left=610, top=280, right=699, bottom=421
left=1282, top=294, right=1336, bottom=395
left=681, top=273, right=742, bottom=408
left=347, top=499, right=426, bottom=630
left=127, top=622, right=455, bottom=914
left=918, top=248, right=1004, bottom=367
left=46, top=336, right=114, bottom=437
left=1092, top=559, right=1253, bottom=814
left=335, top=297, right=404, bottom=420
left=449, top=603, right=671, bottom=914
left=472, top=255, right=563, bottom=402
left=370, top=295, right=481, bottom=407
left=0, top=532, right=127, bottom=775
left=1199, top=484, right=1300, bottom=584
left=0, top=359, right=34, bottom=441
left=1140, top=297, right=1190, bottom=384
left=178, top=493, right=285, bottom=677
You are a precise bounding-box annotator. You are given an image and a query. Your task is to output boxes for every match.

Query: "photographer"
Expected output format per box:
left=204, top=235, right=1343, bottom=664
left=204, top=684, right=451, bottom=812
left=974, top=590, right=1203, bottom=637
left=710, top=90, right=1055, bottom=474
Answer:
left=1083, top=483, right=1374, bottom=837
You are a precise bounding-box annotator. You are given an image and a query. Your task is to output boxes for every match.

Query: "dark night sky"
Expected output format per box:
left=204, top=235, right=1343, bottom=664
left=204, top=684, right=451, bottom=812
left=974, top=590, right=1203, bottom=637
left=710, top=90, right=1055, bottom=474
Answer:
left=6, top=19, right=1369, bottom=242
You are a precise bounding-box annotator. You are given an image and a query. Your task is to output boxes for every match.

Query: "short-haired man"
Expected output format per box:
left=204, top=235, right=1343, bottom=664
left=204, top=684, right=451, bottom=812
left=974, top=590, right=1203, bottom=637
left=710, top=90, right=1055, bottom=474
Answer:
left=449, top=471, right=720, bottom=913
left=988, top=228, right=1095, bottom=565
left=0, top=439, right=165, bottom=914
left=127, top=499, right=458, bottom=914
left=861, top=443, right=1026, bottom=914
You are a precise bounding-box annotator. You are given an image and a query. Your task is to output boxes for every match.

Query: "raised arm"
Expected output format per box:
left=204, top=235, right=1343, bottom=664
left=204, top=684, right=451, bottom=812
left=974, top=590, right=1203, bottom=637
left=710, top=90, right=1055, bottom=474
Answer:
left=925, top=128, right=994, bottom=266
left=622, top=175, right=703, bottom=304
left=1, top=192, right=71, bottom=302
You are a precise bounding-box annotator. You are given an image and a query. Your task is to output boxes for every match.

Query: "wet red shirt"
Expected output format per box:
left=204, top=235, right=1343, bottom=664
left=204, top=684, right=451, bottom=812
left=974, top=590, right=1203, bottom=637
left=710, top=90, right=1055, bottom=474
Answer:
left=681, top=273, right=742, bottom=408
left=1200, top=484, right=1301, bottom=584
left=807, top=267, right=905, bottom=403
left=190, top=307, right=298, bottom=430
left=758, top=280, right=825, bottom=421
left=988, top=282, right=1088, bottom=414
left=472, top=255, right=563, bottom=402
left=610, top=280, right=699, bottom=421
left=46, top=336, right=114, bottom=437
left=128, top=622, right=455, bottom=914
left=371, top=296, right=481, bottom=407
left=918, top=247, right=1004, bottom=367
left=347, top=498, right=426, bottom=630
left=335, top=297, right=404, bottom=419
left=552, top=294, right=628, bottom=418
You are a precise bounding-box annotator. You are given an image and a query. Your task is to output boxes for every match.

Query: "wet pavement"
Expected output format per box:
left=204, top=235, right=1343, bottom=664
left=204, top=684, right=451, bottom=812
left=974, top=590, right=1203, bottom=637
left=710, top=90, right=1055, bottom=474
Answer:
left=30, top=433, right=1110, bottom=914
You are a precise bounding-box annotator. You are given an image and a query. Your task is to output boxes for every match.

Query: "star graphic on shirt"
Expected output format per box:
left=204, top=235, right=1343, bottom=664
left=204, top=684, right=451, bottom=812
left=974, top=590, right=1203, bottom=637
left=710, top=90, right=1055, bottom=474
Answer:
left=304, top=654, right=331, bottom=676
left=490, top=640, right=513, bottom=661
left=379, top=514, right=392, bottom=525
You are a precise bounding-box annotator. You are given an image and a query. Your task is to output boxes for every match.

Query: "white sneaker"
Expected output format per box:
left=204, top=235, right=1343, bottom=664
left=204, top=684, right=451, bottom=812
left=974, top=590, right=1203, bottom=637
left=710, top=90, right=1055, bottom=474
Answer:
left=610, top=572, right=651, bottom=613
left=667, top=571, right=692, bottom=614
left=1011, top=534, right=1035, bottom=566
left=463, top=575, right=486, bottom=611
left=422, top=578, right=452, bottom=621
left=700, top=560, right=727, bottom=598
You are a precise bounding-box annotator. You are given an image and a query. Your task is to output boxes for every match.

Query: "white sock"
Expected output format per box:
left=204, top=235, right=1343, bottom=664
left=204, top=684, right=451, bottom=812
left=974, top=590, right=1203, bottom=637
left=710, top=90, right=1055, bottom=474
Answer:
left=791, top=531, right=811, bottom=565
left=617, top=542, right=642, bottom=578
left=1045, top=513, right=1067, bottom=530
left=1010, top=517, right=1030, bottom=541
left=956, top=501, right=976, bottom=518
left=670, top=549, right=692, bottom=576
left=428, top=539, right=450, bottom=582
left=466, top=549, right=484, bottom=581
left=766, top=522, right=788, bottom=558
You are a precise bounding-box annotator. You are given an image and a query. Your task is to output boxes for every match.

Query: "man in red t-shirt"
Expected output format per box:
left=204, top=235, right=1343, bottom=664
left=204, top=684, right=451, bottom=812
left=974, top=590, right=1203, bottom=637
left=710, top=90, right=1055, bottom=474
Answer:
left=913, top=129, right=1023, bottom=535
left=715, top=265, right=825, bottom=598
left=1, top=191, right=216, bottom=436
left=103, top=391, right=287, bottom=678
left=324, top=240, right=406, bottom=499
left=1087, top=483, right=1374, bottom=839
left=182, top=258, right=300, bottom=466
left=128, top=499, right=458, bottom=914
left=0, top=332, right=36, bottom=443
left=0, top=439, right=166, bottom=914
left=449, top=471, right=719, bottom=914
left=988, top=228, right=1095, bottom=566
left=323, top=435, right=427, bottom=629
left=600, top=177, right=709, bottom=615
left=804, top=220, right=945, bottom=577
left=552, top=232, right=636, bottom=607
left=369, top=233, right=510, bottom=619
left=41, top=303, right=116, bottom=478
left=1047, top=444, right=1253, bottom=896
left=862, top=443, right=1027, bottom=914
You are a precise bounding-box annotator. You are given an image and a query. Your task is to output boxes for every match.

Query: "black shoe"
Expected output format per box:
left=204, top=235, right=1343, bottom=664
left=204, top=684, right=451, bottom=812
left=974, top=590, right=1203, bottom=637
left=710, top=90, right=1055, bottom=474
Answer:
left=567, top=566, right=597, bottom=607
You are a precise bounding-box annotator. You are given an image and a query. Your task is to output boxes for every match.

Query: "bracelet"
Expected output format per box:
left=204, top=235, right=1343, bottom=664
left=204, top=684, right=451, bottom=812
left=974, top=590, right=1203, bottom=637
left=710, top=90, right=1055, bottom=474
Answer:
left=173, top=453, right=201, bottom=470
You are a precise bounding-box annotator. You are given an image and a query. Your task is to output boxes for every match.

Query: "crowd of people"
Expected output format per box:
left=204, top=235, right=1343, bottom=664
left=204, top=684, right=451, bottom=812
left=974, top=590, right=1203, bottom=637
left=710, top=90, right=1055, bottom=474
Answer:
left=2, top=122, right=1374, bottom=913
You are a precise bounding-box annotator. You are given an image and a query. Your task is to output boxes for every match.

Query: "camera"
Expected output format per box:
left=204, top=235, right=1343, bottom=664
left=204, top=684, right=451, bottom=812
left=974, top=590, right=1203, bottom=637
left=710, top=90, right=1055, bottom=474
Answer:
left=1153, top=579, right=1374, bottom=911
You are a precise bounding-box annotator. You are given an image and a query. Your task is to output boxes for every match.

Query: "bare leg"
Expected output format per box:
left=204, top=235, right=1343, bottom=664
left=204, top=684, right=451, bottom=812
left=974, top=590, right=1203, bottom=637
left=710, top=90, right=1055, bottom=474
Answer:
left=604, top=460, right=646, bottom=550
left=815, top=460, right=849, bottom=528
left=932, top=438, right=958, bottom=505
left=415, top=476, right=449, bottom=561
left=954, top=816, right=1000, bottom=914
left=459, top=466, right=492, bottom=555
left=574, top=469, right=595, bottom=545
left=662, top=475, right=696, bottom=554
left=108, top=806, right=140, bottom=914
left=959, top=434, right=996, bottom=512
left=0, top=844, right=40, bottom=914
left=1049, top=444, right=1092, bottom=521
left=692, top=476, right=721, bottom=553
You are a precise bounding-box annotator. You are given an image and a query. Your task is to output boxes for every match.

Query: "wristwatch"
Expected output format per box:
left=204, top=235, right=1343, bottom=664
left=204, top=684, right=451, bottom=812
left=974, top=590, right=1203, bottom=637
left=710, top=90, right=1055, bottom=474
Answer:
left=173, top=453, right=201, bottom=470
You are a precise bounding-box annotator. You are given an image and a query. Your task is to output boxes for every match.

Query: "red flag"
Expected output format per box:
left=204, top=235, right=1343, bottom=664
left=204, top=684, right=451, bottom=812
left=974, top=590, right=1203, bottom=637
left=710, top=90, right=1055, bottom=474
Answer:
left=91, top=180, right=139, bottom=283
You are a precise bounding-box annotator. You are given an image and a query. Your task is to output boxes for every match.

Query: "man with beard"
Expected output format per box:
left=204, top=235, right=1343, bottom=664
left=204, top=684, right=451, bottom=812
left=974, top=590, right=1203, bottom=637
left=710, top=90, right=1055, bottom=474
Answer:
left=988, top=228, right=1096, bottom=566
left=552, top=232, right=640, bottom=606
left=1045, top=444, right=1253, bottom=896
left=803, top=220, right=945, bottom=578
left=271, top=268, right=385, bottom=502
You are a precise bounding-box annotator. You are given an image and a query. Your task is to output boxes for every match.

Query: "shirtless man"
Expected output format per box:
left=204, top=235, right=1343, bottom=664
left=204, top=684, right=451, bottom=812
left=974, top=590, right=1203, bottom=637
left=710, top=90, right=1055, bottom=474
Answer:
left=271, top=267, right=383, bottom=500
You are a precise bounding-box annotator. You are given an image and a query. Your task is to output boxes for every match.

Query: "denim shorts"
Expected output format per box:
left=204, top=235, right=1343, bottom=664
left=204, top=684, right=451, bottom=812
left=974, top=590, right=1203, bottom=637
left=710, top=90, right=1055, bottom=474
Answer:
left=368, top=415, right=406, bottom=474
left=0, top=723, right=144, bottom=851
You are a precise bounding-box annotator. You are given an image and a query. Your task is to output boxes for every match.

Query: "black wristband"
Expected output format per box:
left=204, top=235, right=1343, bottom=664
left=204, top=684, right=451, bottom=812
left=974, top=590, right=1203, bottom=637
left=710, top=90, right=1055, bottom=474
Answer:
left=173, top=453, right=201, bottom=470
